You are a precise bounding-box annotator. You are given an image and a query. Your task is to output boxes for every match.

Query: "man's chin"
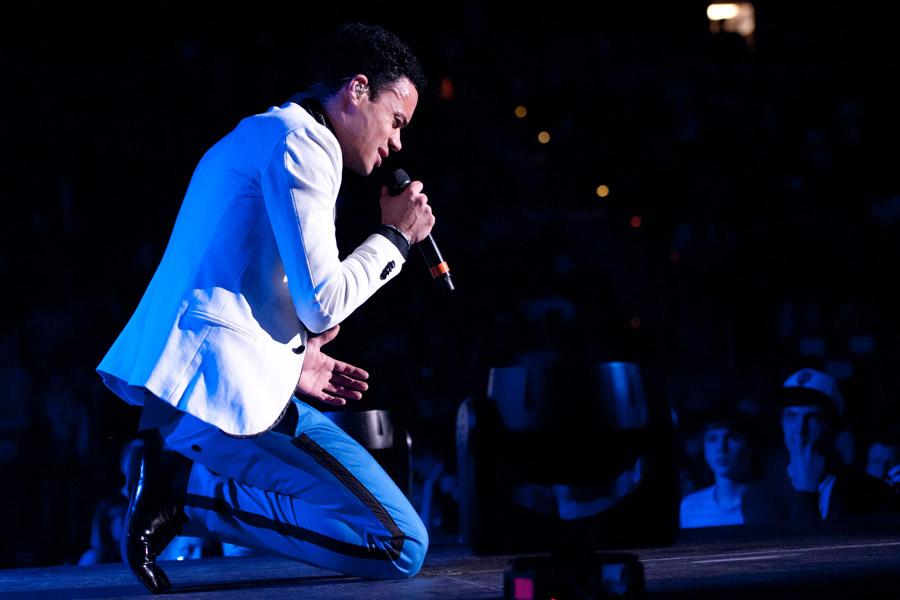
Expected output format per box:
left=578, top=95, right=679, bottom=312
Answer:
left=346, top=164, right=373, bottom=177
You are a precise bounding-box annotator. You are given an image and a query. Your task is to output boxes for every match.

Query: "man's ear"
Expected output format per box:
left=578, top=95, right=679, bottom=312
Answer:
left=347, top=74, right=369, bottom=105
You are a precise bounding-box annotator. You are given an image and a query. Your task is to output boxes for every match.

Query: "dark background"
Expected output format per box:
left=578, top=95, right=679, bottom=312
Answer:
left=2, top=1, right=900, bottom=568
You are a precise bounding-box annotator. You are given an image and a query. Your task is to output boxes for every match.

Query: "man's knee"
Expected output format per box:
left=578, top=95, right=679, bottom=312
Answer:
left=390, top=515, right=429, bottom=579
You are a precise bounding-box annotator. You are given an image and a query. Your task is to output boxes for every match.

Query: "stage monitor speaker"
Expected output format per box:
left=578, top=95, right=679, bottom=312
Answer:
left=456, top=358, right=679, bottom=555
left=325, top=409, right=413, bottom=499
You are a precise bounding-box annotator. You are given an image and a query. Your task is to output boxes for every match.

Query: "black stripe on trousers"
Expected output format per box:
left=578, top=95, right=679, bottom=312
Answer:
left=183, top=433, right=405, bottom=562
left=292, top=433, right=405, bottom=558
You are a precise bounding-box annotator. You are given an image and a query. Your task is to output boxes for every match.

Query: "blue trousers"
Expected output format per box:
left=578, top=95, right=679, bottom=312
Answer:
left=147, top=396, right=428, bottom=579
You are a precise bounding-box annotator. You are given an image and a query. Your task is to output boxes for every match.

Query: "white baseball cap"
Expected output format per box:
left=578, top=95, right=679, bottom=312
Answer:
left=782, top=368, right=845, bottom=419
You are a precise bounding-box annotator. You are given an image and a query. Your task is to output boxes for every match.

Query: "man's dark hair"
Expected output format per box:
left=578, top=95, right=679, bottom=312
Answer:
left=306, top=23, right=427, bottom=100
left=702, top=407, right=758, bottom=441
left=869, top=424, right=900, bottom=449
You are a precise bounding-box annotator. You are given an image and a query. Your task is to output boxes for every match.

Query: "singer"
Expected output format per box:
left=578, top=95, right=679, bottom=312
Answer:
left=96, top=23, right=433, bottom=594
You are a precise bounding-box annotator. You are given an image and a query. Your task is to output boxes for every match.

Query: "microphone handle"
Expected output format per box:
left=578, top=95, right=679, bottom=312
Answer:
left=386, top=168, right=454, bottom=294
left=420, top=234, right=454, bottom=293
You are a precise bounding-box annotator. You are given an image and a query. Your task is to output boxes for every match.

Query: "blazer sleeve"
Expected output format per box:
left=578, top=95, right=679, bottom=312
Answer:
left=261, top=125, right=405, bottom=334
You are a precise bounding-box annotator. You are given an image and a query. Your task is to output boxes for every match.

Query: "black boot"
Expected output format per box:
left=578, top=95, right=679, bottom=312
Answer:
left=121, top=430, right=192, bottom=594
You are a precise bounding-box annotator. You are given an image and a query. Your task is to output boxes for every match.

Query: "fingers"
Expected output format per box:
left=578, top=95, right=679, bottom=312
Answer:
left=331, top=372, right=368, bottom=391
left=317, top=371, right=369, bottom=404
left=332, top=359, right=369, bottom=381
left=801, top=441, right=813, bottom=460
left=320, top=380, right=364, bottom=403
left=317, top=394, right=347, bottom=406
left=325, top=389, right=363, bottom=402
left=297, top=331, right=368, bottom=406
left=888, top=464, right=900, bottom=484
left=794, top=438, right=815, bottom=460
left=380, top=181, right=434, bottom=245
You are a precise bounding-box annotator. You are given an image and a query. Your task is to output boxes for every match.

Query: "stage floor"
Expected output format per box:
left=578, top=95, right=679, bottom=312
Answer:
left=3, top=518, right=900, bottom=599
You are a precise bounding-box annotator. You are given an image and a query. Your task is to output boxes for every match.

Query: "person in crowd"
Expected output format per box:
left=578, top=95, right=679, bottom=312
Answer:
left=680, top=408, right=756, bottom=528
left=865, top=426, right=900, bottom=492
left=742, top=368, right=900, bottom=523
left=77, top=441, right=134, bottom=566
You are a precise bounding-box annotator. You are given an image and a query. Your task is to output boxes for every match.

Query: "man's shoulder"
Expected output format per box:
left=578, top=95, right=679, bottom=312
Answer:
left=273, top=102, right=339, bottom=153
left=227, top=101, right=339, bottom=162
left=260, top=100, right=311, bottom=121
left=253, top=101, right=322, bottom=131
left=836, top=465, right=890, bottom=488
left=833, top=465, right=900, bottom=514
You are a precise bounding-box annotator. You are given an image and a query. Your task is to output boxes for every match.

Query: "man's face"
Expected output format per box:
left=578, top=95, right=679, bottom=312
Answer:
left=782, top=405, right=834, bottom=454
left=866, top=442, right=900, bottom=479
left=703, top=427, right=749, bottom=480
left=340, top=77, right=418, bottom=176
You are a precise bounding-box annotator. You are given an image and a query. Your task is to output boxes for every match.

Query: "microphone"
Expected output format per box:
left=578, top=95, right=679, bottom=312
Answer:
left=385, top=169, right=455, bottom=294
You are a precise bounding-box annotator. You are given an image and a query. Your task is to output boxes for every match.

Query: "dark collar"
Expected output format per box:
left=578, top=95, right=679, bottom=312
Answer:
left=286, top=93, right=336, bottom=136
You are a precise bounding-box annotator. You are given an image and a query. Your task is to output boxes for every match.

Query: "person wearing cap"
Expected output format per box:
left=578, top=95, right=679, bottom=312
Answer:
left=679, top=409, right=756, bottom=528
left=742, top=368, right=900, bottom=524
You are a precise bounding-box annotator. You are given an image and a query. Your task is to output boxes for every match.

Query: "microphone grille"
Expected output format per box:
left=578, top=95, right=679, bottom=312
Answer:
left=386, top=168, right=412, bottom=195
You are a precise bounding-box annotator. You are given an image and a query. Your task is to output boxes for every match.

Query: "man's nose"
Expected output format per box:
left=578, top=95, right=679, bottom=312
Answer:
left=389, top=131, right=401, bottom=153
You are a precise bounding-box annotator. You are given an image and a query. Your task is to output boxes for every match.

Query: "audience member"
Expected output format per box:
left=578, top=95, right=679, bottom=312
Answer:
left=77, top=440, right=136, bottom=565
left=77, top=494, right=127, bottom=566
left=680, top=408, right=756, bottom=528
left=742, top=368, right=900, bottom=524
left=865, top=426, right=900, bottom=493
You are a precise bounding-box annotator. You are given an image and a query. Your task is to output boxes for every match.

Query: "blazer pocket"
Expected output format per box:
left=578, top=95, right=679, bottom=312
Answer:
left=182, top=309, right=258, bottom=341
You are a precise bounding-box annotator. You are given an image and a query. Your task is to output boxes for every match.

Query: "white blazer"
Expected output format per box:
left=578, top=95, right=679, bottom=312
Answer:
left=98, top=102, right=406, bottom=436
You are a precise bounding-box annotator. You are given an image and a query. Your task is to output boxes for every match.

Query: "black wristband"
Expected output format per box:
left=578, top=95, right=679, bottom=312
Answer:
left=376, top=225, right=410, bottom=260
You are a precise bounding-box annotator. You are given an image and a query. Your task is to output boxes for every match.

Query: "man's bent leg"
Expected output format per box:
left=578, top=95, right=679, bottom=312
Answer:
left=182, top=462, right=426, bottom=579
left=155, top=398, right=427, bottom=579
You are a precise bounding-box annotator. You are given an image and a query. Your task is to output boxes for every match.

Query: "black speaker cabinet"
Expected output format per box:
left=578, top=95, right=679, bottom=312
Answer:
left=456, top=359, right=679, bottom=555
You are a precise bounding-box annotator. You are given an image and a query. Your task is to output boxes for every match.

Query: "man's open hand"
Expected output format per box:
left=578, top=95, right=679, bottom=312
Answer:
left=295, top=326, right=369, bottom=406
